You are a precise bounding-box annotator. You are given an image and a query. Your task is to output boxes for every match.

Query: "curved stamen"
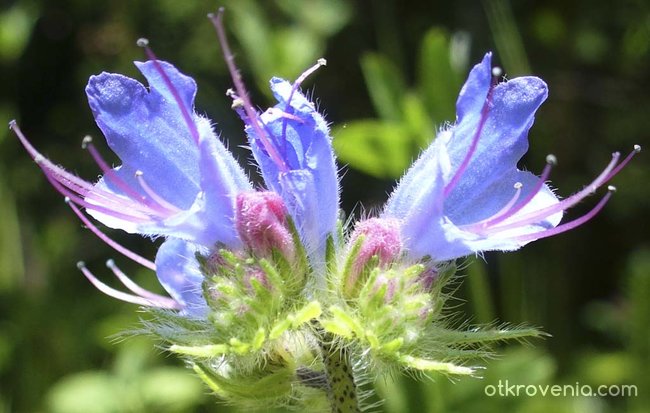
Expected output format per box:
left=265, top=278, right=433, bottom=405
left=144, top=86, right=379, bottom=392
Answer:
left=209, top=8, right=288, bottom=173
left=137, top=38, right=200, bottom=146
left=461, top=182, right=523, bottom=232
left=82, top=136, right=147, bottom=202
left=444, top=86, right=494, bottom=198
left=514, top=186, right=616, bottom=243
left=106, top=259, right=177, bottom=306
left=471, top=155, right=557, bottom=232
left=281, top=59, right=327, bottom=154
left=484, top=152, right=621, bottom=235
left=135, top=171, right=182, bottom=213
left=604, top=144, right=641, bottom=182
left=66, top=198, right=156, bottom=271
left=42, top=168, right=151, bottom=223
left=78, top=261, right=180, bottom=309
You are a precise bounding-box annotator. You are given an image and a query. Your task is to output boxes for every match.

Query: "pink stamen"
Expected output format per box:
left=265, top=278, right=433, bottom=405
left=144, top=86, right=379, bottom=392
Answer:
left=208, top=8, right=288, bottom=173
left=135, top=170, right=182, bottom=213
left=467, top=154, right=557, bottom=233
left=461, top=182, right=523, bottom=232
left=444, top=86, right=495, bottom=198
left=485, top=152, right=621, bottom=234
left=66, top=198, right=156, bottom=270
left=82, top=136, right=148, bottom=202
left=42, top=169, right=151, bottom=223
left=604, top=144, right=641, bottom=181
left=12, top=121, right=175, bottom=223
left=106, top=259, right=177, bottom=306
left=514, top=186, right=616, bottom=243
left=78, top=261, right=180, bottom=309
left=137, top=38, right=200, bottom=145
left=281, top=59, right=327, bottom=152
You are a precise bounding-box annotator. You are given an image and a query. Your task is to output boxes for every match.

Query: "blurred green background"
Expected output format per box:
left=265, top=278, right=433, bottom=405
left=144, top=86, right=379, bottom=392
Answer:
left=0, top=0, right=648, bottom=412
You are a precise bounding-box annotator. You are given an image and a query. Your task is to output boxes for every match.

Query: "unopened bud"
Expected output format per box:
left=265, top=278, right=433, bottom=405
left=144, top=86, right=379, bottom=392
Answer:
left=344, top=218, right=402, bottom=297
left=235, top=191, right=294, bottom=260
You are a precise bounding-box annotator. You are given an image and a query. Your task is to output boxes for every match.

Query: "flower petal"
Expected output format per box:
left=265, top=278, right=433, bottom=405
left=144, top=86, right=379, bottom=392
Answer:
left=86, top=61, right=200, bottom=210
left=444, top=56, right=550, bottom=223
left=155, top=238, right=207, bottom=317
left=85, top=61, right=252, bottom=246
left=248, top=78, right=339, bottom=256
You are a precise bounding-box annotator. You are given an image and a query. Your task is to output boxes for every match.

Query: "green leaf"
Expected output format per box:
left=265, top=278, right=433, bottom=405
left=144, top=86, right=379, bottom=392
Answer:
left=360, top=53, right=406, bottom=122
left=418, top=28, right=462, bottom=125
left=141, top=367, right=205, bottom=410
left=332, top=121, right=412, bottom=178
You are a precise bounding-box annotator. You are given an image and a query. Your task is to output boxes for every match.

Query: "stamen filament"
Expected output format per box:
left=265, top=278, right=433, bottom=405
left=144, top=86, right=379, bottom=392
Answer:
left=12, top=122, right=161, bottom=218
left=137, top=38, right=200, bottom=145
left=484, top=152, right=621, bottom=234
left=106, top=259, right=176, bottom=306
left=471, top=155, right=556, bottom=232
left=514, top=186, right=615, bottom=243
left=461, top=182, right=522, bottom=231
left=135, top=170, right=182, bottom=213
left=44, top=171, right=151, bottom=223
left=78, top=261, right=180, bottom=309
left=209, top=8, right=289, bottom=173
left=82, top=136, right=159, bottom=209
left=604, top=145, right=641, bottom=181
left=66, top=198, right=156, bottom=270
left=282, top=59, right=327, bottom=153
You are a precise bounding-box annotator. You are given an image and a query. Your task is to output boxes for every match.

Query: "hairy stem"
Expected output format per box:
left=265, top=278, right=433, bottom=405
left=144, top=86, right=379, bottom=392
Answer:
left=319, top=334, right=361, bottom=413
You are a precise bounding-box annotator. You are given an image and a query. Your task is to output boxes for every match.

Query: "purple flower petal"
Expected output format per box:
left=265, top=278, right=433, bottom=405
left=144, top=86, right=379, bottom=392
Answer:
left=86, top=61, right=200, bottom=210
left=384, top=53, right=561, bottom=261
left=248, top=78, right=339, bottom=256
left=85, top=61, right=252, bottom=246
left=155, top=238, right=207, bottom=317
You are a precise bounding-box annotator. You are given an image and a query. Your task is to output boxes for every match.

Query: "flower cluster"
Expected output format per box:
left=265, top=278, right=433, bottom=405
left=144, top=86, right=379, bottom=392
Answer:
left=11, top=12, right=639, bottom=411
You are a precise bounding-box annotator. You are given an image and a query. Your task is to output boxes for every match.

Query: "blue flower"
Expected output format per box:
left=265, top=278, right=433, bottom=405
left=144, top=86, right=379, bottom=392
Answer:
left=11, top=57, right=338, bottom=315
left=11, top=50, right=637, bottom=316
left=382, top=53, right=638, bottom=262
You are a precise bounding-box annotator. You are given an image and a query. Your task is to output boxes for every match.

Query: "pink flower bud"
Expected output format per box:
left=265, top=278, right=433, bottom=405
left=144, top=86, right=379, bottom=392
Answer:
left=235, top=191, right=295, bottom=260
left=345, top=218, right=402, bottom=295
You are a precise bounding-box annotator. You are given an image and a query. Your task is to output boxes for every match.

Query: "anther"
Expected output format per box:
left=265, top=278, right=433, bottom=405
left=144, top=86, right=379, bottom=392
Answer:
left=546, top=154, right=557, bottom=165
left=81, top=135, right=93, bottom=149
left=77, top=261, right=86, bottom=270
left=491, top=66, right=503, bottom=77
left=607, top=185, right=616, bottom=193
left=8, top=119, right=16, bottom=129
left=136, top=38, right=149, bottom=47
left=634, top=144, right=641, bottom=153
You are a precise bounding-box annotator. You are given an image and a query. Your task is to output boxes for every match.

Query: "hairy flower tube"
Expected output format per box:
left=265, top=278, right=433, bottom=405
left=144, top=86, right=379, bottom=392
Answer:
left=11, top=10, right=639, bottom=413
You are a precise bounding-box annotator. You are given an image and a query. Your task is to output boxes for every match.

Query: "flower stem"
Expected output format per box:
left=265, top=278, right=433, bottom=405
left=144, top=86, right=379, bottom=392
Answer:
left=318, top=332, right=361, bottom=413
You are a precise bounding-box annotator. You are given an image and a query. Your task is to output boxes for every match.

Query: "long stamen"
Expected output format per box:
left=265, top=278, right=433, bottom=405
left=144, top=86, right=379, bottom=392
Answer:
left=82, top=136, right=150, bottom=204
left=514, top=186, right=616, bottom=243
left=472, top=155, right=557, bottom=232
left=66, top=198, right=156, bottom=270
left=78, top=261, right=180, bottom=309
left=485, top=152, right=621, bottom=235
left=280, top=58, right=327, bottom=154
left=11, top=122, right=161, bottom=220
left=444, top=86, right=494, bottom=197
left=135, top=171, right=182, bottom=213
left=41, top=165, right=151, bottom=223
left=106, top=259, right=177, bottom=306
left=208, top=8, right=288, bottom=173
left=136, top=38, right=200, bottom=145
left=604, top=144, right=641, bottom=181
left=461, top=182, right=523, bottom=231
